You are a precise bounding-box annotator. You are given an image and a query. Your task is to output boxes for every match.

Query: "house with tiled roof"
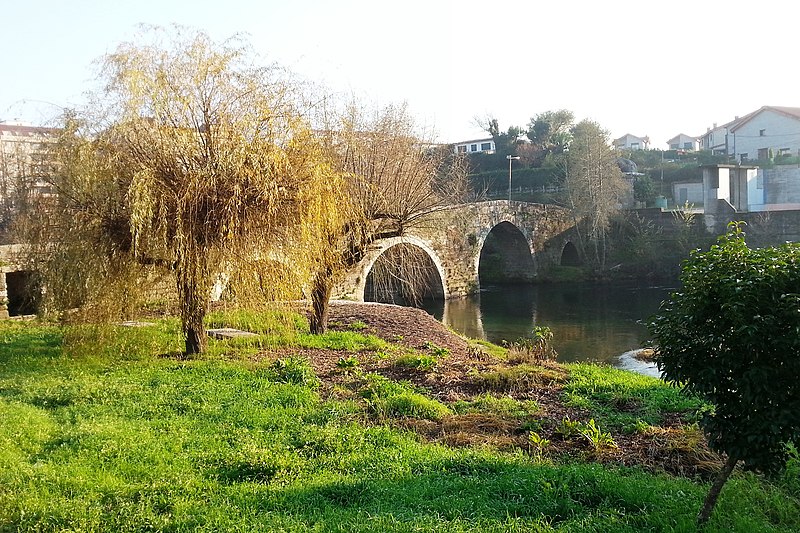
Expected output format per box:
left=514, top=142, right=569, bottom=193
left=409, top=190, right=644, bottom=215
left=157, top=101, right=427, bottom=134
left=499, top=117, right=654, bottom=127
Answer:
left=700, top=106, right=800, bottom=162
left=613, top=133, right=649, bottom=151
left=666, top=133, right=699, bottom=151
left=727, top=106, right=800, bottom=163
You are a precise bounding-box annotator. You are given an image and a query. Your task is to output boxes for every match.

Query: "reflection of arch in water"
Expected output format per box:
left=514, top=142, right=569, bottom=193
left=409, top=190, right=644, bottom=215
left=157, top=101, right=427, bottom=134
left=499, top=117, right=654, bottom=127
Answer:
left=364, top=242, right=445, bottom=306
left=441, top=296, right=485, bottom=340
left=477, top=221, right=535, bottom=286
left=560, top=241, right=582, bottom=266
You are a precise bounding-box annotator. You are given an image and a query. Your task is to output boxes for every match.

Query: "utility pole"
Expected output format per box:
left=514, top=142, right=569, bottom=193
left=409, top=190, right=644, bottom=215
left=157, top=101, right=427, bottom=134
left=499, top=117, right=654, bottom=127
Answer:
left=507, top=155, right=520, bottom=202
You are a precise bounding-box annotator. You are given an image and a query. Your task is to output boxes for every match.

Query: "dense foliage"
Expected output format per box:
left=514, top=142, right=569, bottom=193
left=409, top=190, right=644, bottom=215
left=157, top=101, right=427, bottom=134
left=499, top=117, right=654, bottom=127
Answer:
left=649, top=222, right=800, bottom=522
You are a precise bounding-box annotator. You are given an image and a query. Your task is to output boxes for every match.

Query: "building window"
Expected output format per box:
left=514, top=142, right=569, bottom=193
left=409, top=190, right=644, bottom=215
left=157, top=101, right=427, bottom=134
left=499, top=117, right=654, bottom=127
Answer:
left=457, top=145, right=466, bottom=153
left=480, top=142, right=492, bottom=151
left=631, top=142, right=639, bottom=149
left=740, top=153, right=748, bottom=163
left=670, top=143, right=679, bottom=150
left=683, top=142, right=693, bottom=150
left=759, top=129, right=766, bottom=136
left=470, top=144, right=477, bottom=152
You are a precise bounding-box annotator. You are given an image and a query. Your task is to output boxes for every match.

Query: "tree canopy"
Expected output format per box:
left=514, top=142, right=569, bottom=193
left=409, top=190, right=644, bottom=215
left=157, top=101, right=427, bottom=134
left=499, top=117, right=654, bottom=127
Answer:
left=26, top=26, right=348, bottom=353
left=307, top=101, right=467, bottom=333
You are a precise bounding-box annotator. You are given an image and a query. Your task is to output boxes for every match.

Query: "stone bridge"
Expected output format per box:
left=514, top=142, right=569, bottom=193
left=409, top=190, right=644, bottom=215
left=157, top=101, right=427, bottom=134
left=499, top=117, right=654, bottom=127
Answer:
left=335, top=200, right=578, bottom=303
left=0, top=201, right=580, bottom=317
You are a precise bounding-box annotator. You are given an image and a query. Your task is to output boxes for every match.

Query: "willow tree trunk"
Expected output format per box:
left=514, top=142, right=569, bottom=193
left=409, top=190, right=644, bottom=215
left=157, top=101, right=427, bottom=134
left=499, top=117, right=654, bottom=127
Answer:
left=309, top=269, right=333, bottom=335
left=178, top=267, right=209, bottom=355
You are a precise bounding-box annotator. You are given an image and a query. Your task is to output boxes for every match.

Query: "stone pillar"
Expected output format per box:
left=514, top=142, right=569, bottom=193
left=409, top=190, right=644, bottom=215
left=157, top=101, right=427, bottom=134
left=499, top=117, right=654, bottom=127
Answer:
left=0, top=271, right=8, bottom=319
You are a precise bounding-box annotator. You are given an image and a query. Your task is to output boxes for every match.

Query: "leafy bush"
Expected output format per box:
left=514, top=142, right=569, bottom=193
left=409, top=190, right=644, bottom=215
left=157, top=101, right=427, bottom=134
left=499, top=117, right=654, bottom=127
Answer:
left=649, top=222, right=800, bottom=524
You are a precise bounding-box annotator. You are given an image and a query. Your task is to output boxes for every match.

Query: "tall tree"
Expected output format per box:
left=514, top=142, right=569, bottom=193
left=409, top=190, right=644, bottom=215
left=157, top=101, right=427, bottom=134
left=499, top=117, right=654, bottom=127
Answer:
left=474, top=115, right=525, bottom=160
left=307, top=102, right=468, bottom=334
left=527, top=109, right=574, bottom=156
left=563, top=119, right=628, bottom=269
left=25, top=27, right=345, bottom=354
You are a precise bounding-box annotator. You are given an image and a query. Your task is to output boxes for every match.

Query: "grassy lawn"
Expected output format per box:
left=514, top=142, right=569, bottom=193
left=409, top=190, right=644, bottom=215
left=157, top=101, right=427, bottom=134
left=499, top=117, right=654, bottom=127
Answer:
left=1, top=317, right=798, bottom=532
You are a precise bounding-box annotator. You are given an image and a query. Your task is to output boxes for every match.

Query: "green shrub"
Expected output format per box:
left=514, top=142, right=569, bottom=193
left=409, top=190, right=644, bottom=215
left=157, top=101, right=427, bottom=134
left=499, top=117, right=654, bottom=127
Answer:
left=649, top=222, right=800, bottom=524
left=265, top=356, right=320, bottom=389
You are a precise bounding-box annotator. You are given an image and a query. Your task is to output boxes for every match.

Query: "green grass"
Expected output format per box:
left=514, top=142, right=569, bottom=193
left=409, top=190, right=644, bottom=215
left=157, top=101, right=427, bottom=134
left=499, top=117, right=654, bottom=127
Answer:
left=203, top=309, right=390, bottom=358
left=0, top=318, right=798, bottom=531
left=562, top=363, right=705, bottom=432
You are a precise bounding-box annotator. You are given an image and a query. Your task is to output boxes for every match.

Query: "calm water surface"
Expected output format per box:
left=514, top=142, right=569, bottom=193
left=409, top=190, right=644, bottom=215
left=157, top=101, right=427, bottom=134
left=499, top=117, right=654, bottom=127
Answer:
left=423, top=282, right=675, bottom=369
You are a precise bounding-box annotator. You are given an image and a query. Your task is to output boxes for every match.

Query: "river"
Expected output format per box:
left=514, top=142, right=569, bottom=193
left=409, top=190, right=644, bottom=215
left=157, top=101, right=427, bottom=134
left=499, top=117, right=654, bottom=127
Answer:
left=422, top=282, right=676, bottom=375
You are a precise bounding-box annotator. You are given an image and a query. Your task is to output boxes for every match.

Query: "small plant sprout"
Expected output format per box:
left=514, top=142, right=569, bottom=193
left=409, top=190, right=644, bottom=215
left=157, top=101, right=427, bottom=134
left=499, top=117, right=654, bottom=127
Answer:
left=422, top=341, right=450, bottom=358
left=508, top=326, right=557, bottom=362
left=581, top=419, right=617, bottom=451
left=336, top=356, right=360, bottom=374
left=528, top=431, right=550, bottom=454
left=395, top=353, right=438, bottom=372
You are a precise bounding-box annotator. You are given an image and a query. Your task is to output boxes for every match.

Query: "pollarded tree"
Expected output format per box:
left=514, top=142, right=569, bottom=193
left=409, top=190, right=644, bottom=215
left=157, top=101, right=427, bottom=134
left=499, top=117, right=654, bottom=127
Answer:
left=27, top=27, right=347, bottom=354
left=563, top=119, right=628, bottom=269
left=649, top=222, right=800, bottom=526
left=307, top=102, right=468, bottom=333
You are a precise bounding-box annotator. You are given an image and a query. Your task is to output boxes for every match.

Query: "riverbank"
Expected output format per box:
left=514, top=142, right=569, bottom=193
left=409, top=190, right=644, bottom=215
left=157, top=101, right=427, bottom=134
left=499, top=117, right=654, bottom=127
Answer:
left=1, top=306, right=798, bottom=531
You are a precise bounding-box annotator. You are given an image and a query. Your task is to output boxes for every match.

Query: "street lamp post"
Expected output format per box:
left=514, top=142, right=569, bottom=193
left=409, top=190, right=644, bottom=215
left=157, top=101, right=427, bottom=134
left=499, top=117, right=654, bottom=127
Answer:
left=507, top=155, right=520, bottom=202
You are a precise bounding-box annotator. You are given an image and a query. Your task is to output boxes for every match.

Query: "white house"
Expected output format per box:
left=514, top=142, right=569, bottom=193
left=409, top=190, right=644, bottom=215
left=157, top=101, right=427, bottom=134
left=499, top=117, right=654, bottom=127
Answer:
left=728, top=106, right=800, bottom=163
left=699, top=106, right=800, bottom=162
left=453, top=138, right=495, bottom=155
left=667, top=133, right=699, bottom=151
left=613, top=133, right=649, bottom=151
left=699, top=117, right=745, bottom=155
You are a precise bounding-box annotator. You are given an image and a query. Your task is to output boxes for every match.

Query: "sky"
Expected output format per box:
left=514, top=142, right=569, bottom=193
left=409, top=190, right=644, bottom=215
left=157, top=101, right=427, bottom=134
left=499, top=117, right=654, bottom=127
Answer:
left=2, top=0, right=799, bottom=149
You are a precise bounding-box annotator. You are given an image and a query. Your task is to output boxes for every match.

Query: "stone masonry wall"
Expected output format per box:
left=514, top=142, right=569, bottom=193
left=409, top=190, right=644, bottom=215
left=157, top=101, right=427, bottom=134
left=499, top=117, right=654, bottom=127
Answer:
left=335, top=201, right=576, bottom=301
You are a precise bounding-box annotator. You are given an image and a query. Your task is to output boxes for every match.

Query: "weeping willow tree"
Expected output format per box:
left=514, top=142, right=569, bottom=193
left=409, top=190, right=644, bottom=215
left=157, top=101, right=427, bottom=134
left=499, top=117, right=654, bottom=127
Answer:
left=22, top=26, right=347, bottom=354
left=307, top=102, right=468, bottom=333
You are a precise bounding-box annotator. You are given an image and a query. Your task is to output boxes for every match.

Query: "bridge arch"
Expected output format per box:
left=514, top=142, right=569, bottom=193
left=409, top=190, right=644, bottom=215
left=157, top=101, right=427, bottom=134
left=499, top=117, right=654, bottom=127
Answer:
left=560, top=241, right=582, bottom=266
left=353, top=236, right=448, bottom=305
left=476, top=220, right=535, bottom=287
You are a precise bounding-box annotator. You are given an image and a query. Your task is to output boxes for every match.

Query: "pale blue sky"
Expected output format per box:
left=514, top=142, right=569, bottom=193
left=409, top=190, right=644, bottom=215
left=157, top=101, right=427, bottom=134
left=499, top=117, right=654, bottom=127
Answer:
left=2, top=0, right=798, bottom=148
